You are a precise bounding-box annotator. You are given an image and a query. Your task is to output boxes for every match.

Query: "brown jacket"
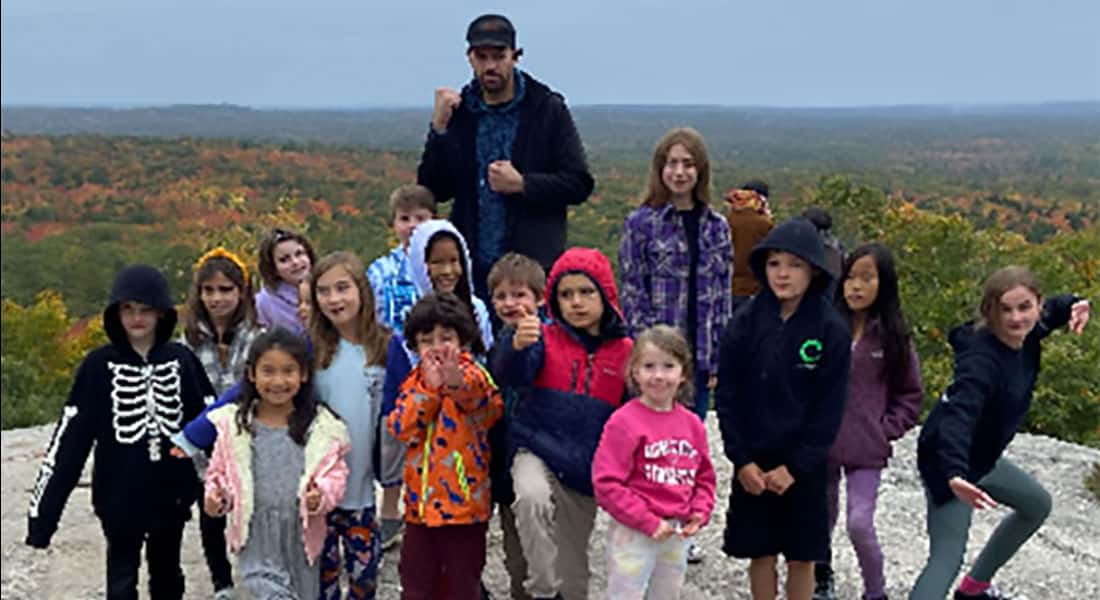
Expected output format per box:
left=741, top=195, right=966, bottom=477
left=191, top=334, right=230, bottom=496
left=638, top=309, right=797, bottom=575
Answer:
left=727, top=208, right=774, bottom=297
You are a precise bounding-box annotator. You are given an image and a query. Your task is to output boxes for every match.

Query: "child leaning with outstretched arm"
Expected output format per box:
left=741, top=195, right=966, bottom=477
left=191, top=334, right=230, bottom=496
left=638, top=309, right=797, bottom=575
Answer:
left=593, top=325, right=717, bottom=599
left=204, top=328, right=349, bottom=598
left=387, top=292, right=503, bottom=599
left=911, top=266, right=1090, bottom=600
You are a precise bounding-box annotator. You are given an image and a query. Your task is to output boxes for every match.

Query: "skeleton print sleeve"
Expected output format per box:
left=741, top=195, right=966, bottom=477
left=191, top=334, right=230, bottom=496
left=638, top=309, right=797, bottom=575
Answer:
left=26, top=358, right=99, bottom=548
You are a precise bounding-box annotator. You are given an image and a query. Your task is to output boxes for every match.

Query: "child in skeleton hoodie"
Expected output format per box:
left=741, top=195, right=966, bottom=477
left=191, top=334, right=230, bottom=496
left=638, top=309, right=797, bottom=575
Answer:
left=26, top=264, right=214, bottom=600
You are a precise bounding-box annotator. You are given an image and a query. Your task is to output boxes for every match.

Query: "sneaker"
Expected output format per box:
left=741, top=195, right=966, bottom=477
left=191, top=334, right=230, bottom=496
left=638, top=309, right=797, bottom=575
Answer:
left=686, top=542, right=705, bottom=564
left=213, top=587, right=237, bottom=600
left=812, top=571, right=836, bottom=600
left=380, top=517, right=404, bottom=551
left=954, top=586, right=1021, bottom=599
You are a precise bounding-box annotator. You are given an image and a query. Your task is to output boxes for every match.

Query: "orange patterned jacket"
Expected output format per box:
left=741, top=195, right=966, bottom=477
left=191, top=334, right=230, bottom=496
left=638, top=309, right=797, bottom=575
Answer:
left=387, top=352, right=503, bottom=526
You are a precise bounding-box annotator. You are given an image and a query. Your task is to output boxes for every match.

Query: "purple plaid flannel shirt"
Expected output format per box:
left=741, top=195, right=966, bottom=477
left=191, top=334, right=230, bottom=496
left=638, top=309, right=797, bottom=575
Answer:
left=618, top=203, right=733, bottom=374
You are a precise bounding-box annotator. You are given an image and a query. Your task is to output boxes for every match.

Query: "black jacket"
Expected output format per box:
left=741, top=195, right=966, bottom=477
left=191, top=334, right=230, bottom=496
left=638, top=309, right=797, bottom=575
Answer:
left=417, top=71, right=594, bottom=294
left=917, top=294, right=1079, bottom=505
left=26, top=266, right=214, bottom=546
left=714, top=218, right=852, bottom=480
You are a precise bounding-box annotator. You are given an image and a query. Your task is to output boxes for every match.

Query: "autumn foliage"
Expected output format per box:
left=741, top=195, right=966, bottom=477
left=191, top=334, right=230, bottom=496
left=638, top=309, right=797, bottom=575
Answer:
left=1, top=135, right=1096, bottom=443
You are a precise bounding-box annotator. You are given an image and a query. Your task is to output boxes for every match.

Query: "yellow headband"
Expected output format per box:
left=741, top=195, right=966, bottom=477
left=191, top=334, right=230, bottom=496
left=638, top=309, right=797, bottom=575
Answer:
left=194, top=247, right=250, bottom=281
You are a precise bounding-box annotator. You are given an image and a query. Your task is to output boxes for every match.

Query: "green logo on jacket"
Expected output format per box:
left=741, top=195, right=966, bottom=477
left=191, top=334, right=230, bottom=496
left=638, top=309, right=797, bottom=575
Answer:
left=799, top=339, right=823, bottom=364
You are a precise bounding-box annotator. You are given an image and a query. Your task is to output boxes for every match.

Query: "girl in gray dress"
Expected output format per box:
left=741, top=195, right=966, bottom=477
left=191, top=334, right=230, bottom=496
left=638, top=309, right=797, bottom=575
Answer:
left=203, top=329, right=351, bottom=599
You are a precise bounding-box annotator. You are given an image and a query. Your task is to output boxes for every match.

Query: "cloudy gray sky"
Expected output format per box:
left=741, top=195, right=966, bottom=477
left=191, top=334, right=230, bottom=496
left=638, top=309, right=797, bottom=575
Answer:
left=2, top=0, right=1098, bottom=107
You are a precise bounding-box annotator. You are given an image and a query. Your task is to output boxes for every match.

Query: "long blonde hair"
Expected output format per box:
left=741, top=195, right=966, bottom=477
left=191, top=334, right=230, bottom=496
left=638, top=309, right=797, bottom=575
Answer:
left=309, top=252, right=389, bottom=369
left=642, top=127, right=712, bottom=208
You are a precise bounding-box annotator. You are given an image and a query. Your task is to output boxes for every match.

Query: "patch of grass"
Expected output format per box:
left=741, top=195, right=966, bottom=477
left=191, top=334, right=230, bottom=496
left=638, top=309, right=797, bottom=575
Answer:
left=1087, top=463, right=1100, bottom=505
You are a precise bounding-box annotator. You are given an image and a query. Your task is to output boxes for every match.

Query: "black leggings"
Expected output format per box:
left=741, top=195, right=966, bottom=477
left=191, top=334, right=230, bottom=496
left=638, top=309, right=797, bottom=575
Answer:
left=199, top=511, right=234, bottom=591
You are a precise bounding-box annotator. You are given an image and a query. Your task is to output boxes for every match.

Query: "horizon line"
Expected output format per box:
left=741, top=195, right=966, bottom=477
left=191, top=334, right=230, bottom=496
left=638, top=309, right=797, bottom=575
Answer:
left=2, top=99, right=1099, bottom=112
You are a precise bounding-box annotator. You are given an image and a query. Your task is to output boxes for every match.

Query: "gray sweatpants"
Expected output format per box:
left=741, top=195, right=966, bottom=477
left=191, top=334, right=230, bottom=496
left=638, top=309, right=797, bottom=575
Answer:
left=511, top=450, right=598, bottom=600
left=910, top=458, right=1052, bottom=600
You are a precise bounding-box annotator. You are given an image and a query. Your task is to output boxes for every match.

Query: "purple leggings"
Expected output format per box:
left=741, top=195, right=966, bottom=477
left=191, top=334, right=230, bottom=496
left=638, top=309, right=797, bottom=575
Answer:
left=826, top=465, right=885, bottom=600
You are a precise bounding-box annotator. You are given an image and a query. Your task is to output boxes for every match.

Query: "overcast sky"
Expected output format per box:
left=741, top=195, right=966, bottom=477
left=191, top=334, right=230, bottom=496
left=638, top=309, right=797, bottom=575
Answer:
left=2, top=0, right=1098, bottom=107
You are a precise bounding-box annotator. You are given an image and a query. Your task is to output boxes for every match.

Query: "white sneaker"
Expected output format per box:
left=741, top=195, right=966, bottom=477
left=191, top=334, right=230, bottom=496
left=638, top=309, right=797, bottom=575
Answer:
left=686, top=542, right=704, bottom=564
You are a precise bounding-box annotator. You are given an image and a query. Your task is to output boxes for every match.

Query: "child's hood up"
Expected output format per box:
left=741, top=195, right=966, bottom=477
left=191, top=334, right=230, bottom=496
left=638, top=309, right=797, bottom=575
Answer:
left=103, top=264, right=179, bottom=348
left=749, top=217, right=836, bottom=292
left=408, top=219, right=477, bottom=297
left=545, top=247, right=628, bottom=338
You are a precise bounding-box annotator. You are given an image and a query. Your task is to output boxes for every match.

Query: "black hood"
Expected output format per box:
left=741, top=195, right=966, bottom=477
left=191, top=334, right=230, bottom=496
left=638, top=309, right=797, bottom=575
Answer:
left=103, top=264, right=178, bottom=348
left=948, top=321, right=982, bottom=354
left=750, top=217, right=835, bottom=292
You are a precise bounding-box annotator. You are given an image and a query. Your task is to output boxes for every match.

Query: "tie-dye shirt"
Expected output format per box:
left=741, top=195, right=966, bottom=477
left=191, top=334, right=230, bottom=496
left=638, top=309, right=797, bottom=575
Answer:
left=367, top=245, right=419, bottom=335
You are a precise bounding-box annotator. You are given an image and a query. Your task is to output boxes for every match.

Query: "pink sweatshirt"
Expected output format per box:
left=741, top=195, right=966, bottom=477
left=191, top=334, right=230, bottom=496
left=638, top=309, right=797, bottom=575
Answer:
left=592, top=400, right=717, bottom=536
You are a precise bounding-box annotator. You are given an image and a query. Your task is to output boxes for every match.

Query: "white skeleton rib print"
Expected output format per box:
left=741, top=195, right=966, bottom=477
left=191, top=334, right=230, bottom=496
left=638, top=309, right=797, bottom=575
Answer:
left=29, top=405, right=79, bottom=518
left=109, top=360, right=183, bottom=461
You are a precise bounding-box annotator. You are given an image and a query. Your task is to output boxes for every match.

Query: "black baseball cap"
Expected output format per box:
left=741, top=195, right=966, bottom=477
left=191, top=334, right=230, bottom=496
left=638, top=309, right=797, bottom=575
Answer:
left=466, top=14, right=516, bottom=49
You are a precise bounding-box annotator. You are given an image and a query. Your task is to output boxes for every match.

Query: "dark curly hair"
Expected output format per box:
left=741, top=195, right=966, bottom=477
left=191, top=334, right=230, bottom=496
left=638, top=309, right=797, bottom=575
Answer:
left=403, top=292, right=485, bottom=356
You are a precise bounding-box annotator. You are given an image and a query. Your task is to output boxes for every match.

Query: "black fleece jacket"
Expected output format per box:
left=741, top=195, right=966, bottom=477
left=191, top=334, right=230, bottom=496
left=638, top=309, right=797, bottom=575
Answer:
left=417, top=71, right=593, bottom=294
left=918, top=294, right=1080, bottom=505
left=714, top=218, right=853, bottom=480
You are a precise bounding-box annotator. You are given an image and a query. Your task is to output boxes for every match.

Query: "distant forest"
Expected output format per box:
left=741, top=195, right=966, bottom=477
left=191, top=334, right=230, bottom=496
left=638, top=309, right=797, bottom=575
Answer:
left=3, top=103, right=1098, bottom=242
left=2, top=105, right=1098, bottom=440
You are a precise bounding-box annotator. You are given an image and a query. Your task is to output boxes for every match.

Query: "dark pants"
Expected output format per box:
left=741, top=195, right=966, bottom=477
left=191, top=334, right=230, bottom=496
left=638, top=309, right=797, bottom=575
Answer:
left=103, top=517, right=188, bottom=600
left=199, top=511, right=234, bottom=591
left=692, top=368, right=711, bottom=420
left=399, top=521, right=489, bottom=600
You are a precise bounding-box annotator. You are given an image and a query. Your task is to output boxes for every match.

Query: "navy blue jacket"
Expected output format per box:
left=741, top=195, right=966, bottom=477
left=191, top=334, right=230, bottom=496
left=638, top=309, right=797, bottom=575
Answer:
left=492, top=248, right=632, bottom=497
left=918, top=294, right=1079, bottom=505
